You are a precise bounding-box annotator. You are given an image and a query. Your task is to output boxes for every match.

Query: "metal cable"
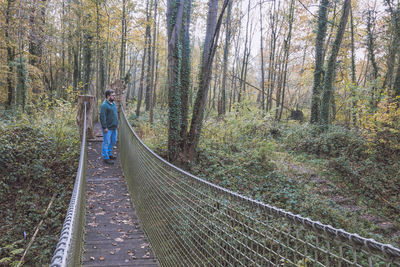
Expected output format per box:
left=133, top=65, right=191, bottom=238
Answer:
left=50, top=102, right=87, bottom=267
left=119, top=107, right=400, bottom=266
left=119, top=108, right=400, bottom=266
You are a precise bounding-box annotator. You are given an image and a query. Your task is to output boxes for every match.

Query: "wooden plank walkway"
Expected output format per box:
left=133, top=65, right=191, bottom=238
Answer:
left=82, top=134, right=158, bottom=266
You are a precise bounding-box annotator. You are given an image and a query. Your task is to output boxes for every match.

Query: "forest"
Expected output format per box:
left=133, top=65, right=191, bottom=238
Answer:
left=1, top=0, right=400, bottom=264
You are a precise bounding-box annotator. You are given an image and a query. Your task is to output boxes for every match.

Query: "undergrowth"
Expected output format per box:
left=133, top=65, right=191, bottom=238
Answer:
left=128, top=103, right=400, bottom=247
left=0, top=99, right=79, bottom=266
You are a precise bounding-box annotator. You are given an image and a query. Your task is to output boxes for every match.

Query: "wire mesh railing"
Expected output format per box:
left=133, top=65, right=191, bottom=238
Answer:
left=119, top=107, right=400, bottom=267
left=50, top=102, right=87, bottom=267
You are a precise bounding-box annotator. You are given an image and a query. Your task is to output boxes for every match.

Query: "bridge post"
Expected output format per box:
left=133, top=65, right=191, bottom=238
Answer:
left=77, top=95, right=95, bottom=140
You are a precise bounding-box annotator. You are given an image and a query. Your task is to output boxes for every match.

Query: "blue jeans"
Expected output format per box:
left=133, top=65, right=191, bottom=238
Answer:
left=102, top=129, right=117, bottom=159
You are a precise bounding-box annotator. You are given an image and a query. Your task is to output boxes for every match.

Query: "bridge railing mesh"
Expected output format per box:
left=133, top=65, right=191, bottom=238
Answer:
left=50, top=103, right=87, bottom=267
left=119, top=108, right=400, bottom=267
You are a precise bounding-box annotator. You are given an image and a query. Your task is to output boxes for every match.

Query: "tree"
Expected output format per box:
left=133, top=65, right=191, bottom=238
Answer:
left=219, top=0, right=232, bottom=117
left=179, top=0, right=193, bottom=143
left=166, top=0, right=185, bottom=162
left=320, top=0, right=351, bottom=127
left=182, top=0, right=229, bottom=161
left=310, top=0, right=330, bottom=124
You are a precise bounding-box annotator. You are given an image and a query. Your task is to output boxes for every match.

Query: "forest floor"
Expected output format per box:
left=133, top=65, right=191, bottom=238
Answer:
left=273, top=151, right=400, bottom=240
left=128, top=106, right=400, bottom=248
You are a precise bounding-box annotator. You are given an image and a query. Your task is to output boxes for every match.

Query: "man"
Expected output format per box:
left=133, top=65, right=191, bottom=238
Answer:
left=100, top=89, right=118, bottom=164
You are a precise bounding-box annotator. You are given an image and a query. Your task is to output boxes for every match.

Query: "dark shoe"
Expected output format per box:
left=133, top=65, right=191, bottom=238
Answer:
left=109, top=155, right=117, bottom=160
left=103, top=158, right=114, bottom=165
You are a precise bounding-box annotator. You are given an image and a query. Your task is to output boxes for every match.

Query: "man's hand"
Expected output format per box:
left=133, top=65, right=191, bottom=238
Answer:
left=104, top=128, right=108, bottom=133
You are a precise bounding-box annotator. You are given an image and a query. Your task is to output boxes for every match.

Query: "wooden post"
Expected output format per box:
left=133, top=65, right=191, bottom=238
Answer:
left=77, top=95, right=95, bottom=140
left=88, top=81, right=99, bottom=123
left=109, top=79, right=126, bottom=111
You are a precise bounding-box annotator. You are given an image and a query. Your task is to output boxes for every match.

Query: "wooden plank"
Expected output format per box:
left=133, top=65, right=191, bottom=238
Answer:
left=83, top=135, right=158, bottom=266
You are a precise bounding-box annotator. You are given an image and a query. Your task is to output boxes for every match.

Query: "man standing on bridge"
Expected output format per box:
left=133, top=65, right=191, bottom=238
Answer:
left=100, top=89, right=118, bottom=165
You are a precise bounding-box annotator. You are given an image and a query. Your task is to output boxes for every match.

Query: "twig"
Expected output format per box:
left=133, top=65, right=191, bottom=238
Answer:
left=17, top=193, right=57, bottom=267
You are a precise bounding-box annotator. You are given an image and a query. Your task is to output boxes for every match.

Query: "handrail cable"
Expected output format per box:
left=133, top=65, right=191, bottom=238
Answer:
left=50, top=102, right=87, bottom=267
left=119, top=107, right=400, bottom=267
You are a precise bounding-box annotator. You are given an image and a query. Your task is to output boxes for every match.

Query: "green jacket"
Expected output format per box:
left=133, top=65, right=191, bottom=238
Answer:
left=100, top=100, right=118, bottom=130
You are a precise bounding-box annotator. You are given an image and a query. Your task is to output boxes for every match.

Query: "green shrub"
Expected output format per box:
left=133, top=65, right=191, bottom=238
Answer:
left=0, top=102, right=79, bottom=265
left=282, top=123, right=400, bottom=222
left=283, top=124, right=368, bottom=159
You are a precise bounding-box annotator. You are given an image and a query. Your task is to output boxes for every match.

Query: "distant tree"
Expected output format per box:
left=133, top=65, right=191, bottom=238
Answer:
left=5, top=0, right=16, bottom=108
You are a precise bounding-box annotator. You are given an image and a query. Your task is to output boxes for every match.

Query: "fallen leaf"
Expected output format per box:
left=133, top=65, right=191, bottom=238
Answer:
left=88, top=222, right=99, bottom=227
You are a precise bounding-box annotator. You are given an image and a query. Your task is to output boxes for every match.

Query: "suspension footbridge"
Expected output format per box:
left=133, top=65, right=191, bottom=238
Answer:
left=50, top=102, right=400, bottom=266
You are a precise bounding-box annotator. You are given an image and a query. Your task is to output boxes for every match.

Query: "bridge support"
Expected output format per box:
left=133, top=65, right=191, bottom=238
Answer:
left=77, top=95, right=95, bottom=140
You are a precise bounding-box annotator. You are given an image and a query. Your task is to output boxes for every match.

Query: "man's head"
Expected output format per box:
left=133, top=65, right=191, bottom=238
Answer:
left=105, top=89, right=116, bottom=102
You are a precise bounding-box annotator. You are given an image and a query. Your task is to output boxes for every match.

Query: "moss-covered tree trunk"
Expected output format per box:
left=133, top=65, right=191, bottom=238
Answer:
left=320, top=0, right=351, bottom=127
left=179, top=0, right=193, bottom=145
left=310, top=0, right=329, bottom=124
left=167, top=0, right=185, bottom=162
left=183, top=0, right=229, bottom=161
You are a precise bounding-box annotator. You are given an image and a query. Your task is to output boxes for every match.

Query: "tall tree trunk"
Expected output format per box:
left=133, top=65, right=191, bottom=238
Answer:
left=179, top=0, right=193, bottom=145
left=95, top=0, right=100, bottom=101
left=238, top=0, right=251, bottom=103
left=149, top=0, right=159, bottom=123
left=153, top=13, right=161, bottom=110
left=366, top=9, right=379, bottom=106
left=82, top=13, right=93, bottom=95
left=310, top=0, right=329, bottom=123
left=167, top=0, right=185, bottom=162
left=350, top=5, right=357, bottom=126
left=220, top=0, right=232, bottom=117
left=136, top=49, right=147, bottom=117
left=99, top=43, right=106, bottom=95
left=184, top=0, right=229, bottom=161
left=29, top=0, right=46, bottom=67
left=277, top=0, right=295, bottom=121
left=119, top=0, right=127, bottom=80
left=320, top=0, right=351, bottom=127
left=259, top=0, right=265, bottom=113
left=136, top=0, right=150, bottom=118
left=267, top=1, right=278, bottom=111
left=383, top=4, right=400, bottom=91
left=5, top=0, right=15, bottom=108
left=145, top=0, right=153, bottom=111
